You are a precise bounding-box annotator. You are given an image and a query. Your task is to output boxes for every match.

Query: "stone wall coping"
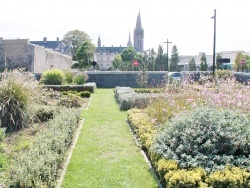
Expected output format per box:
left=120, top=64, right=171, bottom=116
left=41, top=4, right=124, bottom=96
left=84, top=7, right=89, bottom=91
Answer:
left=86, top=71, right=169, bottom=75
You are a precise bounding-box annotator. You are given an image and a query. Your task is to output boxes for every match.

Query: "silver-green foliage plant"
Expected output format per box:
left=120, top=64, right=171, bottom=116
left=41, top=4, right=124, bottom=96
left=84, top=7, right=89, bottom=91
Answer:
left=0, top=69, right=41, bottom=131
left=6, top=108, right=81, bottom=187
left=151, top=106, right=250, bottom=173
left=73, top=72, right=88, bottom=85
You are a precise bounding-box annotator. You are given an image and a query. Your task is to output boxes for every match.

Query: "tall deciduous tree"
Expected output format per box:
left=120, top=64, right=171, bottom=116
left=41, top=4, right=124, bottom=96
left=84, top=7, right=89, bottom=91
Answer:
left=72, top=41, right=95, bottom=70
left=111, top=54, right=123, bottom=70
left=233, top=51, right=244, bottom=72
left=216, top=53, right=222, bottom=69
left=189, top=57, right=196, bottom=71
left=148, top=48, right=156, bottom=71
left=200, top=53, right=208, bottom=71
left=155, top=45, right=166, bottom=71
left=243, top=54, right=250, bottom=72
left=169, top=45, right=180, bottom=72
left=121, top=47, right=138, bottom=71
left=62, top=29, right=92, bottom=60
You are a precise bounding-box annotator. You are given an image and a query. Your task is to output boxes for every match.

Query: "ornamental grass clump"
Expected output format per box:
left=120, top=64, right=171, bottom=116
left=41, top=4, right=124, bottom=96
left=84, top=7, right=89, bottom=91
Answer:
left=0, top=69, right=41, bottom=132
left=41, top=69, right=65, bottom=85
left=151, top=106, right=250, bottom=173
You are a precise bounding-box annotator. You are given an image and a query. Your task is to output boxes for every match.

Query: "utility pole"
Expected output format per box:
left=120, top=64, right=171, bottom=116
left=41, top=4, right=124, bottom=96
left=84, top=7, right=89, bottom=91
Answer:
left=211, top=9, right=216, bottom=76
left=164, top=39, right=172, bottom=71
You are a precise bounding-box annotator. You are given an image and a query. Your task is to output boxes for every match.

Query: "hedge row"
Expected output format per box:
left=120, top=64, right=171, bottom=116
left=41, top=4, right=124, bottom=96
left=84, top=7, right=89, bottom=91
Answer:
left=5, top=108, right=81, bottom=187
left=42, top=82, right=96, bottom=93
left=127, top=107, right=250, bottom=188
left=115, top=87, right=164, bottom=110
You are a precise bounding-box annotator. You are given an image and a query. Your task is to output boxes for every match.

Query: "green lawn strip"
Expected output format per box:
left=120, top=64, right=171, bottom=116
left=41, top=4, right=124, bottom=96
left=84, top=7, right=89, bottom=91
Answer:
left=62, top=89, right=158, bottom=188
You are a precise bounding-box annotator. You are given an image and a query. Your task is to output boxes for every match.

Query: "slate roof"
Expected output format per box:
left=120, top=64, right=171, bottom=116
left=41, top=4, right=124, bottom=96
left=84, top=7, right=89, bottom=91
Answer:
left=95, top=46, right=127, bottom=54
left=29, top=41, right=60, bottom=50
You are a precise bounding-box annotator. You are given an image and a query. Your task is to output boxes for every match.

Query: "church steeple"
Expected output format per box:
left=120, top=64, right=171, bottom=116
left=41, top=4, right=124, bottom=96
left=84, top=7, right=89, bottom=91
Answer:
left=97, top=35, right=101, bottom=47
left=127, top=32, right=132, bottom=47
left=134, top=11, right=144, bottom=52
left=135, top=11, right=142, bottom=30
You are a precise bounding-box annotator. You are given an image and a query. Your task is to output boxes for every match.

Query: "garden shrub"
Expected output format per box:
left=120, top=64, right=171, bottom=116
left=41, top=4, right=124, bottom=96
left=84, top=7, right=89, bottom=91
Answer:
left=156, top=159, right=178, bottom=185
left=206, top=165, right=250, bottom=187
left=215, top=69, right=234, bottom=79
left=73, top=72, right=88, bottom=85
left=115, top=87, right=162, bottom=110
left=5, top=108, right=81, bottom=187
left=78, top=91, right=91, bottom=98
left=150, top=106, right=250, bottom=173
left=127, top=108, right=158, bottom=150
left=0, top=69, right=41, bottom=132
left=164, top=168, right=208, bottom=187
left=57, top=95, right=82, bottom=108
left=41, top=69, right=65, bottom=85
left=63, top=70, right=74, bottom=84
left=35, top=108, right=54, bottom=122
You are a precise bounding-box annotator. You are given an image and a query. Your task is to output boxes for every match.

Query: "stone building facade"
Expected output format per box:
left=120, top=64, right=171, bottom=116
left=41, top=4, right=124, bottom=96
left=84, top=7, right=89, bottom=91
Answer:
left=0, top=38, right=73, bottom=74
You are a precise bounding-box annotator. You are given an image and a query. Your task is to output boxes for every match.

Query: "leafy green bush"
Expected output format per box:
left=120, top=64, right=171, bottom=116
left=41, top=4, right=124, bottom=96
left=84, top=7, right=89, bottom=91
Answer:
left=41, top=69, right=65, bottom=85
left=0, top=69, right=41, bottom=132
left=63, top=70, right=74, bottom=84
left=127, top=108, right=157, bottom=150
left=5, top=108, right=81, bottom=187
left=165, top=168, right=208, bottom=187
left=35, top=108, right=54, bottom=122
left=215, top=69, right=234, bottom=79
left=78, top=91, right=91, bottom=98
left=206, top=165, right=250, bottom=187
left=151, top=106, right=250, bottom=173
left=72, top=72, right=88, bottom=85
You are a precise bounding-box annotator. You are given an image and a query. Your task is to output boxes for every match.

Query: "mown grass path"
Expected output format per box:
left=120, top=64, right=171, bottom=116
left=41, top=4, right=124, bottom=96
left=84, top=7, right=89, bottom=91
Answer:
left=61, top=89, right=158, bottom=188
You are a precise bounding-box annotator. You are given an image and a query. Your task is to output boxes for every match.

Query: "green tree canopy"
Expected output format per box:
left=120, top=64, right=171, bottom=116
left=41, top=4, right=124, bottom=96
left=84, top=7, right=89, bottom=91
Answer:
left=169, top=45, right=180, bottom=72
left=120, top=47, right=138, bottom=70
left=243, top=54, right=250, bottom=71
left=189, top=57, right=196, bottom=71
left=155, top=45, right=166, bottom=71
left=111, top=54, right=123, bottom=70
left=72, top=40, right=95, bottom=70
left=200, top=53, right=208, bottom=71
left=216, top=53, right=222, bottom=69
left=148, top=48, right=156, bottom=71
left=62, top=29, right=92, bottom=60
left=233, top=51, right=244, bottom=72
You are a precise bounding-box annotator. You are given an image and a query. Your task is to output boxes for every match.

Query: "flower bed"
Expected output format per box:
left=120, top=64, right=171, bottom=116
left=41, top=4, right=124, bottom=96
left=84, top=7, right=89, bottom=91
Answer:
left=126, top=77, right=250, bottom=187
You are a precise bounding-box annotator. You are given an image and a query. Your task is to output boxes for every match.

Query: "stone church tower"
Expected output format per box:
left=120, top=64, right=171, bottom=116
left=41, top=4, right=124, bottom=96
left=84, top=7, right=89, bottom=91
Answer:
left=133, top=11, right=144, bottom=52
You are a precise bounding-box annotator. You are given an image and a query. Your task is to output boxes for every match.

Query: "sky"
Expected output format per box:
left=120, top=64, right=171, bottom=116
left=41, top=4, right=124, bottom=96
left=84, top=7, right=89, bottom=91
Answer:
left=1, top=0, right=250, bottom=56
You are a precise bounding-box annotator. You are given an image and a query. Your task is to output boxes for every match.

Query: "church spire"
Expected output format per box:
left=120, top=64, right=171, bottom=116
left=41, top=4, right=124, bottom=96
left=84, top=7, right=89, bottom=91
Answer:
left=127, top=32, right=132, bottom=47
left=134, top=11, right=144, bottom=52
left=135, top=11, right=142, bottom=30
left=97, top=35, right=101, bottom=47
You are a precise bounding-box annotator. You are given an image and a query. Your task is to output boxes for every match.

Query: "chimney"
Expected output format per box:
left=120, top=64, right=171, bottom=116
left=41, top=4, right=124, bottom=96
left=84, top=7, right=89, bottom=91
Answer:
left=57, top=37, right=59, bottom=42
left=43, top=37, right=47, bottom=43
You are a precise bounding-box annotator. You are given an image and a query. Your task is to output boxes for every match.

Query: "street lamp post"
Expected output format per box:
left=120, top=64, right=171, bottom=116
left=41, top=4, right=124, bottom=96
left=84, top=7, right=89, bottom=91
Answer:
left=164, top=39, right=172, bottom=71
left=211, top=9, right=216, bottom=76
